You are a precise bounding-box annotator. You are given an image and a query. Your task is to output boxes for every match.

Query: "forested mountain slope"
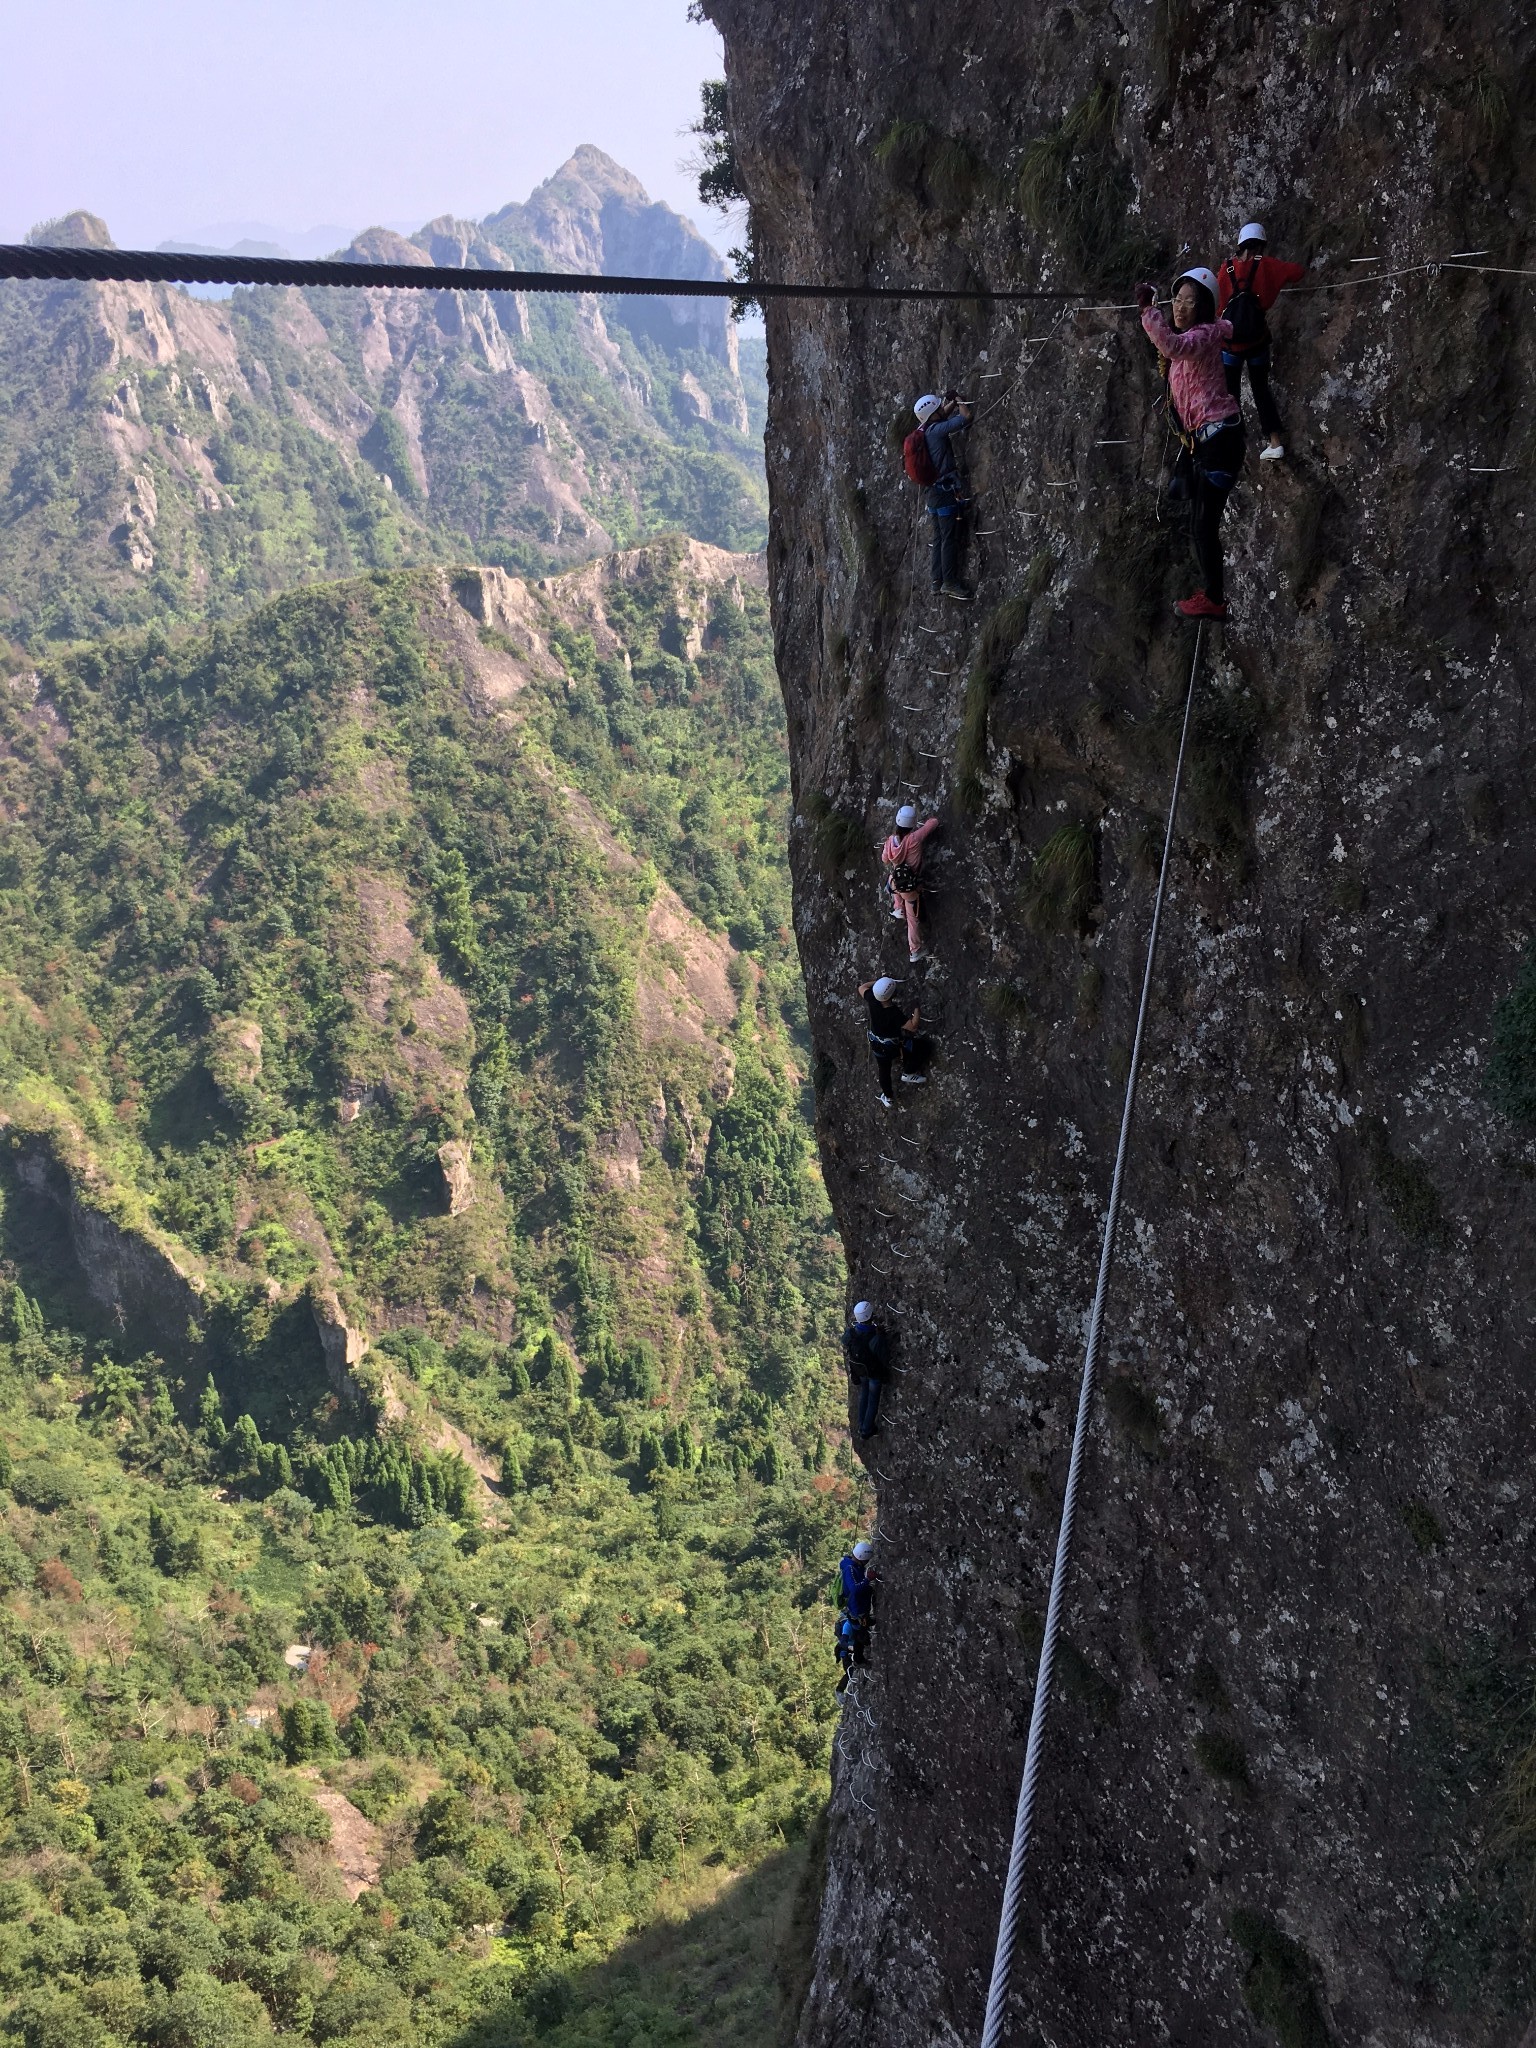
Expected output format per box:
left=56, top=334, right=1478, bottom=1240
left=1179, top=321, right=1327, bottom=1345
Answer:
left=0, top=150, right=766, bottom=647
left=0, top=537, right=854, bottom=2046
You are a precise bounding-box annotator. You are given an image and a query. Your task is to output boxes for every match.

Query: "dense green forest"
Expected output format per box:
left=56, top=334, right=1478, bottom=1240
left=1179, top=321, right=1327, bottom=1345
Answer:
left=0, top=541, right=858, bottom=2045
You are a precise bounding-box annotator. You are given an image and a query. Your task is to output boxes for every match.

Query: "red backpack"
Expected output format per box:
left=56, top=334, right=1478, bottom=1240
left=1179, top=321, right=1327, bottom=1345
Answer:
left=902, top=425, right=938, bottom=488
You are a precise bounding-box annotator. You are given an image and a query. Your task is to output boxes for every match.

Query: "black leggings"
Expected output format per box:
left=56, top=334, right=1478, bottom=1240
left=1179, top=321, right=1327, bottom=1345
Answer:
left=1174, top=420, right=1245, bottom=603
left=1224, top=349, right=1284, bottom=440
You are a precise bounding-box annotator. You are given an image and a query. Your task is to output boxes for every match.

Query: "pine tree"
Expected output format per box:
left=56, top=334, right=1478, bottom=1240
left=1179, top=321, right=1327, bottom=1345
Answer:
left=197, top=1376, right=227, bottom=1447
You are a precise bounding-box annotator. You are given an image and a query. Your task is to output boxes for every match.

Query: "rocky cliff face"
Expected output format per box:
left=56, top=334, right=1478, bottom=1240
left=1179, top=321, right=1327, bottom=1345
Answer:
left=704, top=1, right=1536, bottom=2041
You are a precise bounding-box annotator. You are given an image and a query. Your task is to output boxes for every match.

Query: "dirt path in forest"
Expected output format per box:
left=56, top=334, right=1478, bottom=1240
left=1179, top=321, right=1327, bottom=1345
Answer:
left=297, top=1771, right=381, bottom=1899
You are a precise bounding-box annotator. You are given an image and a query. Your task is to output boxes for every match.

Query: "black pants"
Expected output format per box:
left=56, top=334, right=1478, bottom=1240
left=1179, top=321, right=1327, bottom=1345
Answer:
left=870, top=1031, right=926, bottom=1093
left=1224, top=349, right=1284, bottom=440
left=926, top=480, right=968, bottom=588
left=1174, top=421, right=1245, bottom=603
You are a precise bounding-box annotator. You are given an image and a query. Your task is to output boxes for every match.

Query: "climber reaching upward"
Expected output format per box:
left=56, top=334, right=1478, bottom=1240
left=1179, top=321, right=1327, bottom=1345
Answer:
left=1137, top=267, right=1245, bottom=623
left=859, top=975, right=928, bottom=1106
left=882, top=805, right=941, bottom=963
left=906, top=389, right=973, bottom=600
left=1218, top=223, right=1307, bottom=461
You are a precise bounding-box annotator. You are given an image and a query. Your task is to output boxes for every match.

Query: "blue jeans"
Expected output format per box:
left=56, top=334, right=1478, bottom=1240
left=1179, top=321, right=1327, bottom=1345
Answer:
left=926, top=479, right=968, bottom=587
left=857, top=1376, right=884, bottom=1435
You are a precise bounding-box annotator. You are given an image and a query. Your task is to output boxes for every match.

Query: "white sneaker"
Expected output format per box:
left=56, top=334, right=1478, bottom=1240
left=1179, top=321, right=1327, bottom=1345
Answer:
left=909, top=951, right=927, bottom=964
left=878, top=1093, right=893, bottom=1108
left=891, top=908, right=904, bottom=921
left=900, top=1073, right=928, bottom=1086
left=1259, top=444, right=1285, bottom=462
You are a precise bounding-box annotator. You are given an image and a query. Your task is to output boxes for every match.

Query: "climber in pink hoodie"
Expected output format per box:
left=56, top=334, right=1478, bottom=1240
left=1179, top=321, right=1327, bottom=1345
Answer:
left=1136, top=266, right=1245, bottom=623
left=881, top=806, right=940, bottom=962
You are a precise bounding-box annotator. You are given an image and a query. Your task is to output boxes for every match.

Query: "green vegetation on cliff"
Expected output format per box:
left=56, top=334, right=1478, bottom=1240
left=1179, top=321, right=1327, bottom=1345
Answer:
left=0, top=542, right=855, bottom=2045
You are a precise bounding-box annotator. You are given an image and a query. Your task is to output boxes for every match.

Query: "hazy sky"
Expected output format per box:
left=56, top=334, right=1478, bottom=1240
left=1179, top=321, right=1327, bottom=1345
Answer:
left=2, top=0, right=733, bottom=255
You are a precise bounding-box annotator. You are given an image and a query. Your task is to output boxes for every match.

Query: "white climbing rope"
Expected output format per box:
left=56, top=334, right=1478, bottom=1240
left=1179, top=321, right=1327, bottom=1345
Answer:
left=978, top=620, right=1207, bottom=2048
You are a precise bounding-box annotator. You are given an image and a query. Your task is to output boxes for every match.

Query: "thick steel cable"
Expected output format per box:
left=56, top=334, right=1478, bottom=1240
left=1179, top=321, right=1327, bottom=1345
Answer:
left=0, top=242, right=1116, bottom=303
left=979, top=620, right=1206, bottom=2048
left=2, top=243, right=1527, bottom=304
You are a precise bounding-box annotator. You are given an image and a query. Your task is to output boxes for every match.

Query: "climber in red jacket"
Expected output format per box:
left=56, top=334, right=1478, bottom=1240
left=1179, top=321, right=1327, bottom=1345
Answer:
left=1216, top=224, right=1307, bottom=462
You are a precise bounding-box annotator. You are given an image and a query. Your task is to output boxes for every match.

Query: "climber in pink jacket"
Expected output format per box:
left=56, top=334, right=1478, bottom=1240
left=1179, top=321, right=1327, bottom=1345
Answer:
left=1136, top=266, right=1245, bottom=623
left=881, top=806, right=940, bottom=962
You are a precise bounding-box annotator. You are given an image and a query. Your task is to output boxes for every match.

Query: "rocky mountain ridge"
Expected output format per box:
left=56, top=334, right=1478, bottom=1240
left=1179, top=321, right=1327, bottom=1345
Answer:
left=1, top=148, right=765, bottom=645
left=705, top=0, right=1536, bottom=2042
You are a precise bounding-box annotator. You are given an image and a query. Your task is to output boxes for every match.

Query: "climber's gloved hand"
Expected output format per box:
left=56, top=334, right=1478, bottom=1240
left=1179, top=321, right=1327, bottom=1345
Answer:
left=1135, top=282, right=1156, bottom=310
left=944, top=387, right=959, bottom=403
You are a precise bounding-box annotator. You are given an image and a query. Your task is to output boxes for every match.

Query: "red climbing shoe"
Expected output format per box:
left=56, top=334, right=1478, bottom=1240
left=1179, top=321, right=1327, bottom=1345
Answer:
left=1175, top=590, right=1228, bottom=621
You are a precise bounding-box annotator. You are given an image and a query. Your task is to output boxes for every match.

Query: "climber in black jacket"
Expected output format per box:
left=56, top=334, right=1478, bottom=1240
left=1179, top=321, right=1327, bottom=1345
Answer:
left=842, top=1301, right=893, bottom=1439
left=859, top=976, right=926, bottom=1107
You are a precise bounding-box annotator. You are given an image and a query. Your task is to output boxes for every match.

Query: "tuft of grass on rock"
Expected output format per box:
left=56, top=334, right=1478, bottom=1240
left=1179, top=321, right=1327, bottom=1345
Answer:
left=981, top=981, right=1032, bottom=1033
left=1023, top=824, right=1095, bottom=935
left=1016, top=81, right=1159, bottom=282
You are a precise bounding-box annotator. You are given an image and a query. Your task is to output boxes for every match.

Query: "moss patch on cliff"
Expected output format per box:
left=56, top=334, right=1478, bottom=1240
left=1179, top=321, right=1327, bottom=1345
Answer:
left=1486, top=942, right=1536, bottom=1126
left=956, top=553, right=1053, bottom=810
left=1229, top=1910, right=1333, bottom=2047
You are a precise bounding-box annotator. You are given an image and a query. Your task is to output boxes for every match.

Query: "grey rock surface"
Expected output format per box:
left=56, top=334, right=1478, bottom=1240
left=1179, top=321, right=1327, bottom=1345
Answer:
left=704, top=1, right=1536, bottom=2041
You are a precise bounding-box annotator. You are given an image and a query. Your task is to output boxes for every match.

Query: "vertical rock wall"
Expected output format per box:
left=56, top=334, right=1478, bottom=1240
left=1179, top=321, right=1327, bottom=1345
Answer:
left=705, top=1, right=1536, bottom=2040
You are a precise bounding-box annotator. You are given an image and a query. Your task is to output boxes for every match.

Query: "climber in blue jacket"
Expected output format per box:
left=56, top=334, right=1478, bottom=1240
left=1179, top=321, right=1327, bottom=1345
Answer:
left=834, top=1539, right=876, bottom=1693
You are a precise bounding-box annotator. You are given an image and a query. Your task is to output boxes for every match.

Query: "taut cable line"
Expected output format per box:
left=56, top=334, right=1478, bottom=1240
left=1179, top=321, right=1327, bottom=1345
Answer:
left=3, top=243, right=1529, bottom=302
left=978, top=621, right=1206, bottom=2048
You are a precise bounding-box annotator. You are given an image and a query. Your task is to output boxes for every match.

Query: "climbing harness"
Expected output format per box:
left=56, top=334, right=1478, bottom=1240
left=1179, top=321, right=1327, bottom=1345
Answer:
left=978, top=623, right=1207, bottom=2048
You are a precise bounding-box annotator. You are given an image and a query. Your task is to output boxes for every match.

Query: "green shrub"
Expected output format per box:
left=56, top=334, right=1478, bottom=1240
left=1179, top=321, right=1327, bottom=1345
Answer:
left=281, top=1699, right=339, bottom=1763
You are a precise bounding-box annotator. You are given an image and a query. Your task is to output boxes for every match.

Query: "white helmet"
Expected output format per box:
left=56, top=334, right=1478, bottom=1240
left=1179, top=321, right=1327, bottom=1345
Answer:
left=852, top=1540, right=874, bottom=1560
left=1173, top=266, right=1219, bottom=300
left=913, top=393, right=943, bottom=426
left=853, top=1301, right=874, bottom=1323
left=872, top=976, right=898, bottom=1000
left=895, top=804, right=917, bottom=828
left=1237, top=221, right=1266, bottom=247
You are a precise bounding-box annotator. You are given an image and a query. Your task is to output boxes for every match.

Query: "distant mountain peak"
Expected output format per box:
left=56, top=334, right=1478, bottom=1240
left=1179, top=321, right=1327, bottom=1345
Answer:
left=25, top=210, right=114, bottom=250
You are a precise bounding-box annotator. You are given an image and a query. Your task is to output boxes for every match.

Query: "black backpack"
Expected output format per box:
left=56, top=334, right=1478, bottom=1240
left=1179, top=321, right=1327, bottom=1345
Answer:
left=890, top=861, right=920, bottom=893
left=1222, top=257, right=1268, bottom=351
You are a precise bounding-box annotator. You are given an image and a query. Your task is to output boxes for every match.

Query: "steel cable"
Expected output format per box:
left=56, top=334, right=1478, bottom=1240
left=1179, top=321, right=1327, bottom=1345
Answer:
left=978, top=620, right=1206, bottom=2048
